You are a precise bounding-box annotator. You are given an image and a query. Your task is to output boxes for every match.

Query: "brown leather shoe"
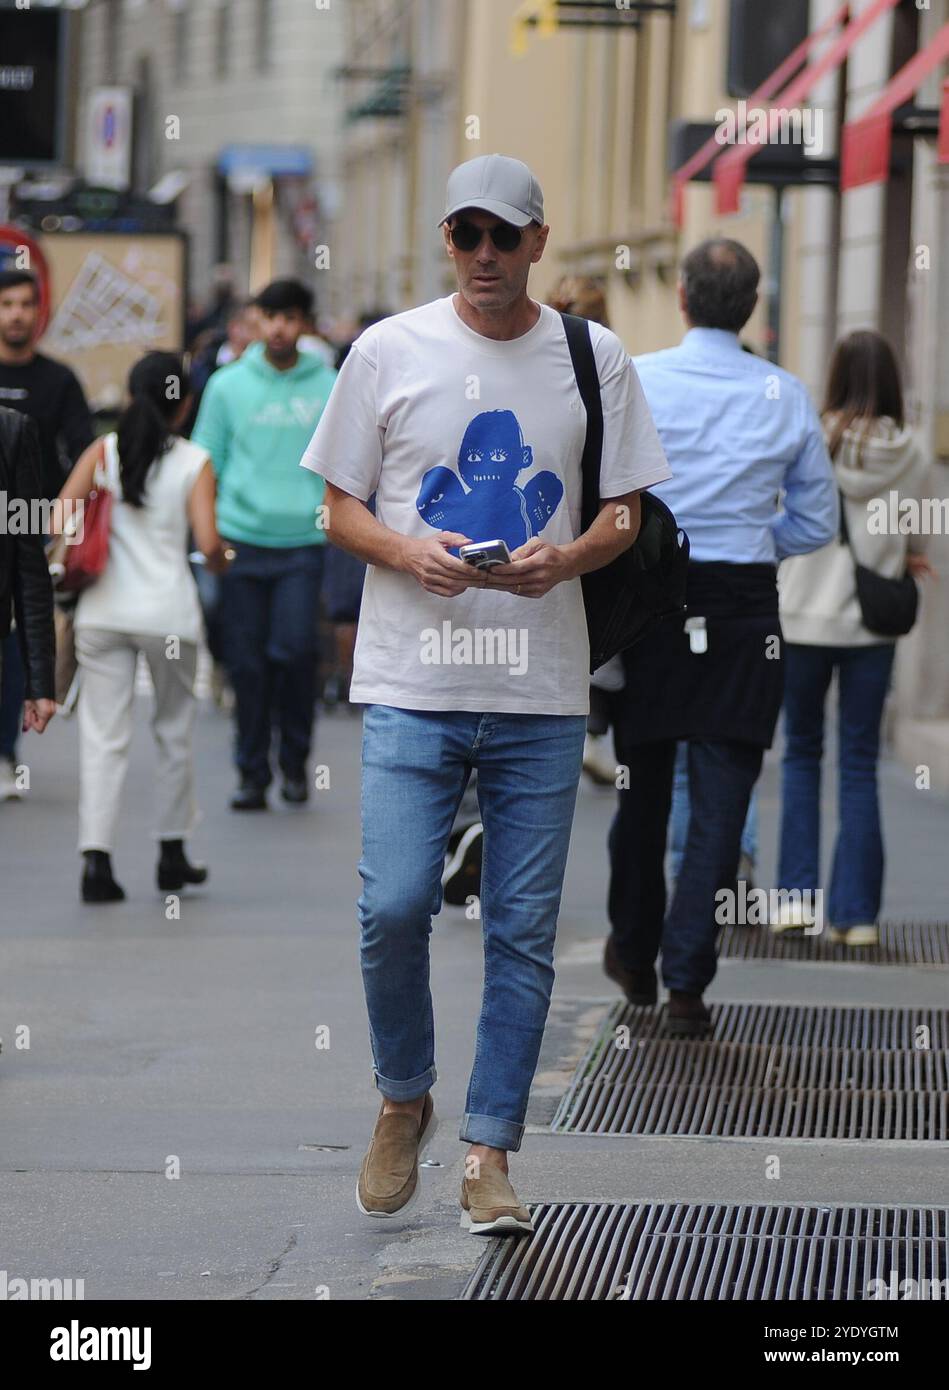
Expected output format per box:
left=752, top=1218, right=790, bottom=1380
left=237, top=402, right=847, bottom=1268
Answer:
left=603, top=935, right=658, bottom=1006
left=460, top=1167, right=533, bottom=1236
left=664, top=990, right=712, bottom=1038
left=356, top=1093, right=437, bottom=1218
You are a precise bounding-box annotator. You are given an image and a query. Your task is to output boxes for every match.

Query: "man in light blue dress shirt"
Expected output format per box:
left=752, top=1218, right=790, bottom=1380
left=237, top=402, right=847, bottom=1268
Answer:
left=604, top=238, right=838, bottom=1036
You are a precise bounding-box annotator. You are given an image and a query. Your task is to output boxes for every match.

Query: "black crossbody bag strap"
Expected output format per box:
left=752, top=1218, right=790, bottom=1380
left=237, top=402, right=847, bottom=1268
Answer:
left=838, top=486, right=852, bottom=547
left=560, top=312, right=603, bottom=533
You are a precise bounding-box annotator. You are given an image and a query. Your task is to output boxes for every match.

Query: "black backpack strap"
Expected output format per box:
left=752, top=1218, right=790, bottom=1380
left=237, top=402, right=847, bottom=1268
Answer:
left=560, top=312, right=603, bottom=534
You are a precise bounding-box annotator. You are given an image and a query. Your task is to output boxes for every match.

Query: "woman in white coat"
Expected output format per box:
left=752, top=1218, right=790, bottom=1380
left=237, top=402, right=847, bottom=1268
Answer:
left=775, top=331, right=935, bottom=947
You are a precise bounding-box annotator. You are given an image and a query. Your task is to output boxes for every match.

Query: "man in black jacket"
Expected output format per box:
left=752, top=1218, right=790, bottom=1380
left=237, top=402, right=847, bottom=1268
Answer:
left=0, top=407, right=55, bottom=740
left=0, top=269, right=91, bottom=792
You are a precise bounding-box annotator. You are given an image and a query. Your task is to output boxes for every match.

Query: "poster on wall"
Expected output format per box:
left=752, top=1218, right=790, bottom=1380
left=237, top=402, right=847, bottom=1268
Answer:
left=37, top=231, right=188, bottom=411
left=84, top=87, right=134, bottom=192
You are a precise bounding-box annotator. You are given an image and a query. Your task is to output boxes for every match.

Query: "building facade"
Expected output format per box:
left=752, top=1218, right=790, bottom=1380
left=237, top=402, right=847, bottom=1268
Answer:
left=329, top=0, right=466, bottom=319
left=73, top=0, right=346, bottom=308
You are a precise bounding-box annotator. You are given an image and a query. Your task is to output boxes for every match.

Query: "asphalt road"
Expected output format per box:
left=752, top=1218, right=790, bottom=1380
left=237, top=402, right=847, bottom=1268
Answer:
left=1, top=683, right=947, bottom=1300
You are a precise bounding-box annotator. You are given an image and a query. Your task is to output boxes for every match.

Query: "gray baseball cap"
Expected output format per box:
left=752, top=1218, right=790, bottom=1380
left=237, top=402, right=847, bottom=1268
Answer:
left=439, top=154, right=545, bottom=229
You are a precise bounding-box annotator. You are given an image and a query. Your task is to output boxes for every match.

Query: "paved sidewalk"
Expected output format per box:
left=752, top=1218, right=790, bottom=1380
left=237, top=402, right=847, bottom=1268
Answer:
left=1, top=694, right=947, bottom=1299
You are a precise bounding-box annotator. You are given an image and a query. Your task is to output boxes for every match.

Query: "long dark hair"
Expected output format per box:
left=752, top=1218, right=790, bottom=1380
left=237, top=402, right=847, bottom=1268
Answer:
left=822, top=330, right=905, bottom=464
left=116, top=352, right=190, bottom=506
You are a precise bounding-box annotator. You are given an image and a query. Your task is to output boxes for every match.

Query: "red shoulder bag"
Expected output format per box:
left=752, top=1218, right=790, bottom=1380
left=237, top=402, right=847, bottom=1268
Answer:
left=59, top=442, right=115, bottom=594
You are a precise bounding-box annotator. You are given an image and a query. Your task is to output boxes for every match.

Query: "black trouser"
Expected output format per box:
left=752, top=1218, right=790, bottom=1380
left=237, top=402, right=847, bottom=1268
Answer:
left=607, top=733, right=763, bottom=995
left=587, top=685, right=613, bottom=738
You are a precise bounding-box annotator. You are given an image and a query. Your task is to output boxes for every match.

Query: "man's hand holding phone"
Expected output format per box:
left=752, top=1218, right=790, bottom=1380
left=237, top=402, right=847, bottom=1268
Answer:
left=399, top=532, right=575, bottom=598
left=480, top=537, right=578, bottom=598
left=399, top=532, right=480, bottom=597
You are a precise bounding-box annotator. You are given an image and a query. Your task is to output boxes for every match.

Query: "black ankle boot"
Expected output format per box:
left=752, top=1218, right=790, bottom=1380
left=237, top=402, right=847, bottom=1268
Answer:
left=81, top=850, right=125, bottom=903
left=664, top=990, right=713, bottom=1039
left=157, top=839, right=208, bottom=892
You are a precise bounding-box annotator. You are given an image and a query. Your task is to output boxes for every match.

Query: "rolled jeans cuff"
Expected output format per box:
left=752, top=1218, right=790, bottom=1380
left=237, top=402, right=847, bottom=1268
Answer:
left=373, top=1064, right=436, bottom=1102
left=460, top=1111, right=525, bottom=1153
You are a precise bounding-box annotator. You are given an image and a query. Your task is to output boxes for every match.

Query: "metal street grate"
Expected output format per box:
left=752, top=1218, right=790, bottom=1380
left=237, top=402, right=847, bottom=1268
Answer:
left=461, top=1203, right=949, bottom=1301
left=551, top=1003, right=949, bottom=1139
left=718, top=920, right=949, bottom=965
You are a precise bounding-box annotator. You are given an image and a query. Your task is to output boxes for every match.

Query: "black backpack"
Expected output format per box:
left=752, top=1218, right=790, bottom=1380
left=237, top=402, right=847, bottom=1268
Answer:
left=561, top=312, right=689, bottom=674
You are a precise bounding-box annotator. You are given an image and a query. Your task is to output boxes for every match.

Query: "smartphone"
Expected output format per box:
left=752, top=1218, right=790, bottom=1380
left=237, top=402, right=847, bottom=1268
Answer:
left=458, top=539, right=512, bottom=570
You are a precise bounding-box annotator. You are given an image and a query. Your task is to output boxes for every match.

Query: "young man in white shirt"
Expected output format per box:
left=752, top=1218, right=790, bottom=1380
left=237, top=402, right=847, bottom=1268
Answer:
left=302, top=155, right=670, bottom=1234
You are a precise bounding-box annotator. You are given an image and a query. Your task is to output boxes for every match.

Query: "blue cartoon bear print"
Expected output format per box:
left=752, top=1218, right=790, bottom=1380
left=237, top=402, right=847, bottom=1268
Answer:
left=415, top=409, right=564, bottom=552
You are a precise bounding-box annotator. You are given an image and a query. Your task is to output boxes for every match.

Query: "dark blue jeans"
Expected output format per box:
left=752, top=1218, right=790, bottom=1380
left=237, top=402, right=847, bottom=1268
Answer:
left=669, top=742, right=759, bottom=878
left=608, top=736, right=763, bottom=994
left=191, top=560, right=225, bottom=664
left=218, top=541, right=324, bottom=788
left=778, top=642, right=895, bottom=928
left=0, top=629, right=25, bottom=760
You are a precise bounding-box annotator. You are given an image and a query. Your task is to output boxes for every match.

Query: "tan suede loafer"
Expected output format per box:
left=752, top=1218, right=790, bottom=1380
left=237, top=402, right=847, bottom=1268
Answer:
left=460, top=1167, right=533, bottom=1236
left=355, top=1093, right=437, bottom=1219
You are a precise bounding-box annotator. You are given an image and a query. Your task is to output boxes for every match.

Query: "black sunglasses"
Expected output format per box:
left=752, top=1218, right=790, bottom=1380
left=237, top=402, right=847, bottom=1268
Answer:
left=449, top=218, right=524, bottom=253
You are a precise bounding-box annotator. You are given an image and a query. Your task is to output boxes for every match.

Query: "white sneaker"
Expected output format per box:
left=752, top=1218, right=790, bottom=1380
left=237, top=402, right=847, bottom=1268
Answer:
left=828, top=923, right=879, bottom=947
left=0, top=756, right=21, bottom=801
left=582, top=733, right=616, bottom=787
left=769, top=901, right=814, bottom=935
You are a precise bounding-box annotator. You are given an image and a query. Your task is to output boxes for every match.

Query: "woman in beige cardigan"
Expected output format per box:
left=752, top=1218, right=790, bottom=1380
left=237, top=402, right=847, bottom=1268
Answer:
left=775, top=331, right=935, bottom=947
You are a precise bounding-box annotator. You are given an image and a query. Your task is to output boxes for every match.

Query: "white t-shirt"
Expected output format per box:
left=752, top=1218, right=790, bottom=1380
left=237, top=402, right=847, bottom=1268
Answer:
left=76, top=433, right=209, bottom=644
left=301, top=295, right=671, bottom=715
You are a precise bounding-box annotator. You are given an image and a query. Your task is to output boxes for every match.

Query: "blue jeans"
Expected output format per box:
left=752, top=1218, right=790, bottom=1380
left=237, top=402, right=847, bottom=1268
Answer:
left=218, top=541, right=324, bottom=787
left=778, top=642, right=895, bottom=928
left=0, top=629, right=25, bottom=760
left=669, top=741, right=758, bottom=879
left=358, top=704, right=587, bottom=1152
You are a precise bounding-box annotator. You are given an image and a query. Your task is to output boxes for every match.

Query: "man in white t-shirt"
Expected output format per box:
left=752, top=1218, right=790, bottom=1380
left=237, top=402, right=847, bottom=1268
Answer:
left=301, top=154, right=670, bottom=1235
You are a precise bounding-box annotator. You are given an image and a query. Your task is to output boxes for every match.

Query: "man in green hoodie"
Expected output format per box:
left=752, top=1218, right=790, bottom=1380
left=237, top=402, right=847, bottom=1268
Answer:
left=192, top=278, right=336, bottom=809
